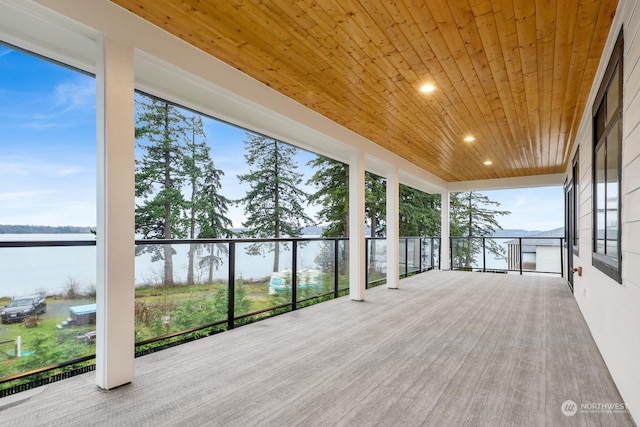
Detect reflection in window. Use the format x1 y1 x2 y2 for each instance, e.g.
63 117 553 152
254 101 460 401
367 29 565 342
592 31 622 282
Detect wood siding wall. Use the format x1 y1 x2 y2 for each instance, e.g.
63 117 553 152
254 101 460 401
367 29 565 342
571 0 640 422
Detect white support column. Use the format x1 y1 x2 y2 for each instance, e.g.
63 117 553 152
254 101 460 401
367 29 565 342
386 165 400 289
440 191 451 270
95 35 135 390
349 150 366 301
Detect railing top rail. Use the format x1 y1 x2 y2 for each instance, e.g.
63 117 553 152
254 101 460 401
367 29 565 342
367 236 441 240
451 236 564 240
135 236 350 245
0 240 97 248
0 236 446 247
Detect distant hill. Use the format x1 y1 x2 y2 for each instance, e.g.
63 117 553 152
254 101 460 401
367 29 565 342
0 225 94 234
492 229 543 237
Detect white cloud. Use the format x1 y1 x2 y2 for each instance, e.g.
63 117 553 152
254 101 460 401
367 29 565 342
56 167 85 176
0 189 55 202
52 77 95 113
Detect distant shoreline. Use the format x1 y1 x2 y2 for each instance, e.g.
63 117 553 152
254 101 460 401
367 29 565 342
0 225 94 234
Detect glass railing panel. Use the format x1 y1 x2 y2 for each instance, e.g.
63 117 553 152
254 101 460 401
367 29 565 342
0 241 96 380
367 238 387 286
421 238 433 270
237 240 292 321
406 238 421 274
451 238 475 271
399 238 407 276
295 240 335 303
433 238 440 269
338 240 349 291
450 236 564 275
503 237 564 275
134 241 229 343
483 238 509 273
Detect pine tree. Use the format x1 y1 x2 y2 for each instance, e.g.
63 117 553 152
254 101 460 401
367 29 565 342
197 159 233 283
306 157 349 274
237 134 312 272
365 172 386 238
399 185 441 236
450 191 510 268
135 94 189 286
365 172 386 276
306 157 349 237
181 114 233 285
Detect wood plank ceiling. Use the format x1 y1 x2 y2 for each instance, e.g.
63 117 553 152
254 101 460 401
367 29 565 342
111 0 618 182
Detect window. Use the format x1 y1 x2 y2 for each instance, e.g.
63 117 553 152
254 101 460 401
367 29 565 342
592 31 623 283
566 152 579 256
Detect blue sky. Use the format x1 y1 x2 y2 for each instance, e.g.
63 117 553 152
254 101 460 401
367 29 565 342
480 187 564 231
0 44 564 231
0 45 96 227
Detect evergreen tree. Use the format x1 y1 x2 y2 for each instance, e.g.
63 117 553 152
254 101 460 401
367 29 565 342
306 157 349 237
365 172 386 238
135 94 189 286
237 134 312 272
450 191 510 268
399 185 441 236
181 114 233 284
306 156 349 274
197 159 234 283
183 114 209 284
365 172 386 276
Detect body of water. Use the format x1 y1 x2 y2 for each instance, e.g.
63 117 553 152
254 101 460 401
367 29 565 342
0 234 328 298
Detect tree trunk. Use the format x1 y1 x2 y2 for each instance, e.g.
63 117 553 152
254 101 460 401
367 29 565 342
343 170 349 238
369 211 377 275
273 141 281 272
464 192 473 269
163 104 174 286
208 244 214 283
187 131 197 285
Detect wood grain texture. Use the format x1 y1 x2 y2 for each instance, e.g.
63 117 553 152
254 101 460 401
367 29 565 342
1 271 634 426
111 0 618 182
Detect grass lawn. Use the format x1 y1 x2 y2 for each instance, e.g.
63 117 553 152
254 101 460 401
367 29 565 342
1 277 345 383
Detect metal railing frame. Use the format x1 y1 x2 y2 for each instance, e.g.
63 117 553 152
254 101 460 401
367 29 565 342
2 234 564 394
364 237 441 288
449 236 565 277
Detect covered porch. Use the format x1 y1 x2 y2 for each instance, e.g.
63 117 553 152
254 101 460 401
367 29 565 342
1 271 632 426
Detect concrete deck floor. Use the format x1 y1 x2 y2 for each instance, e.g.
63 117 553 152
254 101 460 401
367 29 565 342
0 270 634 426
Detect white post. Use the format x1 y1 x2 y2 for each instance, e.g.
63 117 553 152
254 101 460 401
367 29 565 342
95 35 135 390
440 191 451 270
15 336 21 357
349 150 366 301
386 165 400 289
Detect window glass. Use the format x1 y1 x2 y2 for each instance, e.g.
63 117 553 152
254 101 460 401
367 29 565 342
606 129 619 258
594 104 606 141
606 65 620 124
591 30 622 282
572 156 579 251
595 145 606 255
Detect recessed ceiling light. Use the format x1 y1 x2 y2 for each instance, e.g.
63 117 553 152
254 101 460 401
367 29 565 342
420 84 436 93
483 160 493 166
464 136 475 142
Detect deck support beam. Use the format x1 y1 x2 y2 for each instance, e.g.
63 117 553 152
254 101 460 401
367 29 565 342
95 35 135 390
349 150 366 300
440 191 451 270
386 165 400 288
